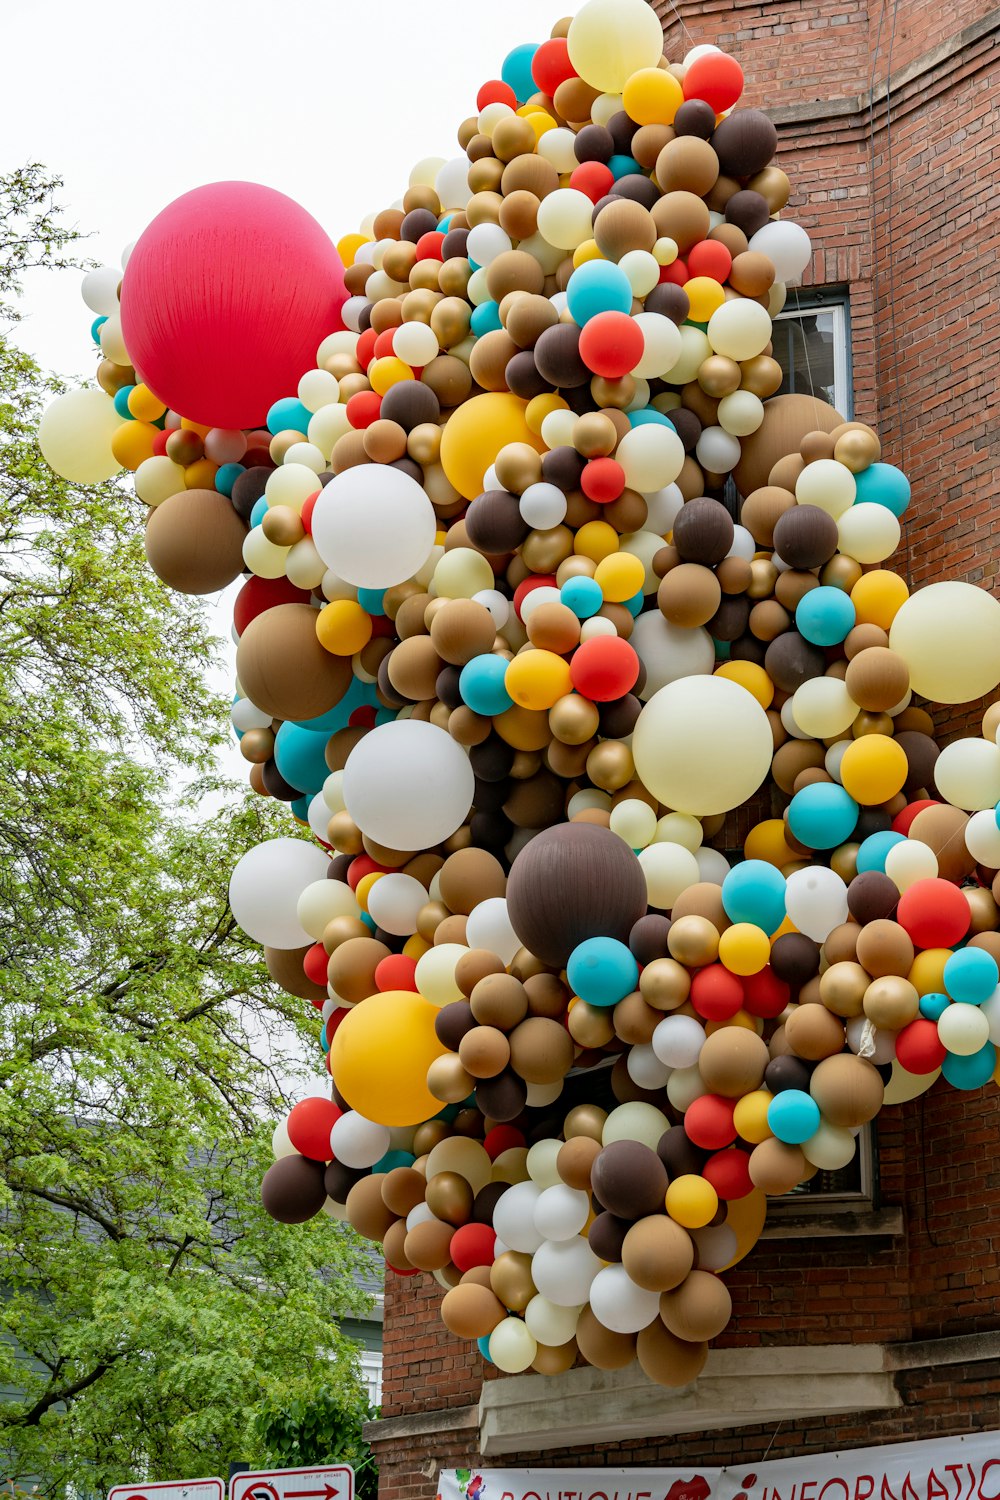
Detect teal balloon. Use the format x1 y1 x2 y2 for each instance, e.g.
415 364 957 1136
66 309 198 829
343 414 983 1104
768 1089 821 1145
795 586 856 646
502 43 540 104
267 396 311 435
788 784 859 850
854 462 910 517
942 1041 996 1090
944 947 999 1005
722 860 786 934
275 721 332 795
567 260 633 324
919 992 950 1022
856 830 905 874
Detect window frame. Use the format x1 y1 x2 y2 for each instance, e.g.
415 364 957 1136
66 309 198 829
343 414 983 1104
772 287 853 420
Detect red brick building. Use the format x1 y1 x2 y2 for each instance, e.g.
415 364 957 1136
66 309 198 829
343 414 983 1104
366 2 1000 1492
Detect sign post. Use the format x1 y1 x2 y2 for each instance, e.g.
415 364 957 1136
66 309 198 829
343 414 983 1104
230 1465 354 1500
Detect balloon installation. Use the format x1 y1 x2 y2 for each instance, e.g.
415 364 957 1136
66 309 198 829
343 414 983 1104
40 0 1000 1389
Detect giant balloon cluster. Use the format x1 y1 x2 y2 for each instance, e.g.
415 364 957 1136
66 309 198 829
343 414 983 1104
39 0 1000 1389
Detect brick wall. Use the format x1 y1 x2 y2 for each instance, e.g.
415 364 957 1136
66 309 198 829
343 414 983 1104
372 6 1000 1493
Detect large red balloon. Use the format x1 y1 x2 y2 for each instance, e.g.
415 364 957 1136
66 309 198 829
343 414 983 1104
120 182 347 429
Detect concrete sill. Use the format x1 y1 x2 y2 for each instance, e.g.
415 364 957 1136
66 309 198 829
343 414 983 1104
762 1206 904 1239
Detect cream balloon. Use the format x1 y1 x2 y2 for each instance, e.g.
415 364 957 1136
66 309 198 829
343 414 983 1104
38 388 123 483
567 0 666 93
633 675 774 815
890 582 1000 704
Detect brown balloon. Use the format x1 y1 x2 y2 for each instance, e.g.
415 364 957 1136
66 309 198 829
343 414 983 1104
697 1028 770 1097
346 1174 397 1242
635 1318 708 1388
576 1306 638 1370
425 1170 475 1226
381 1166 428 1218
261 1155 327 1224
809 1053 884 1128
749 1138 808 1194
490 1250 536 1311
660 1269 733 1342
622 1215 694 1293
403 1218 456 1270
237 603 352 723
264 944 328 1003
783 1003 847 1061
734 394 844 498
508 1016 574 1084
505 821 648 966
440 1283 507 1339
145 488 247 594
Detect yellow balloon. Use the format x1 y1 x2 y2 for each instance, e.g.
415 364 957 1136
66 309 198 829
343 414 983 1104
38 388 124 483
839 734 908 804
317 599 373 656
595 552 645 603
337 233 370 268
719 922 771 976
622 67 684 126
111 420 158 472
685 277 726 323
715 660 774 709
369 356 414 395
733 1090 774 1145
331 990 446 1126
908 948 952 997
719 1187 767 1269
505 650 574 711
665 1173 718 1229
440 393 544 501
744 818 795 867
850 568 909 630
574 520 619 563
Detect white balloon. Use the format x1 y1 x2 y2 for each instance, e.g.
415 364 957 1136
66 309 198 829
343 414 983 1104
639 842 701 910
627 1044 672 1090
589 1264 661 1334
229 838 330 948
934 738 1000 811
436 156 472 210
465 897 520 964
493 1181 544 1253
272 1117 296 1160
366 873 428 936
965 810 1000 868
467 223 512 266
691 1224 737 1270
802 1122 856 1170
330 1111 391 1169
602 1101 669 1149
533 1184 591 1241
784 866 848 943
526 1138 563 1188
616 424 685 493
695 846 731 884
938 1004 990 1057
232 697 272 732
748 220 813 284
631 313 683 378
531 1237 601 1306
81 265 122 315
297 879 361 941
653 1015 706 1069
644 482 685 537
343 719 474 849
311 465 436 588
630 613 715 698
666 1063 707 1112
519 483 567 530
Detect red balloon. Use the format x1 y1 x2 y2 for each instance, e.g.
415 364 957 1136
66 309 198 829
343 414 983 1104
741 965 790 1019
570 162 615 203
892 799 939 835
373 328 397 360
660 258 689 286
703 1147 753 1199
570 636 640 702
286 1097 341 1161
896 877 971 949
682 52 745 113
416 231 447 262
450 1222 496 1272
375 954 419 992
684 1093 738 1151
346 391 382 429
579 311 645 379
120 182 346 430
478 79 517 110
532 38 576 96
347 854 390 890
304 942 330 986
349 705 378 729
581 456 626 503
690 964 744 1021
687 240 733 282
484 1124 526 1159
233 575 312 635
356 328 379 370
895 1018 947 1075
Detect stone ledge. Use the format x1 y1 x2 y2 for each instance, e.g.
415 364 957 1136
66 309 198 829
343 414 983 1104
761 1206 904 1238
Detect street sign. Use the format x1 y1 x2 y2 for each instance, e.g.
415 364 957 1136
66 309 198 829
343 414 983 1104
109 1480 225 1500
231 1466 354 1500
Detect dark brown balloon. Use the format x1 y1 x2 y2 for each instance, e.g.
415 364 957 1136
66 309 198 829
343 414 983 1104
672 497 734 565
236 603 352 722
847 870 900 924
261 1154 327 1223
592 1140 668 1218
765 632 826 693
711 110 778 177
506 822 647 966
534 323 590 388
145 488 247 594
773 505 839 569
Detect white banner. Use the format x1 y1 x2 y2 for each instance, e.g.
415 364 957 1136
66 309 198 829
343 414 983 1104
440 1431 1000 1500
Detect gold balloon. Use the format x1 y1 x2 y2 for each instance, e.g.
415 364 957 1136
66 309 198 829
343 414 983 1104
640 957 692 1010
863 976 920 1029
818 961 869 1018
667 915 720 968
549 693 601 745
427 1054 476 1105
563 1103 607 1142
425 1170 475 1226
698 355 742 398
490 1251 536 1311
586 739 635 791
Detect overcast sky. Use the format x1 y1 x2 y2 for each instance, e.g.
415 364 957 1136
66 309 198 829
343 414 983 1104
6 0 563 380
4 0 565 1100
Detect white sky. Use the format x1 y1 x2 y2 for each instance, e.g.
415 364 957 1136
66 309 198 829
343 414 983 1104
5 0 563 380
3 0 561 1101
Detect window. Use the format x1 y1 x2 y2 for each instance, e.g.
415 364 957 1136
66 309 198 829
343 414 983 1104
359 1349 383 1407
772 290 852 417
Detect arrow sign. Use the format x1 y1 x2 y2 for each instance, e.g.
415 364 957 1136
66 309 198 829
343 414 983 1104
231 1467 353 1500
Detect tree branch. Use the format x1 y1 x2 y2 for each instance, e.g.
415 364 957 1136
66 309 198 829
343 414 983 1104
9 1354 123 1427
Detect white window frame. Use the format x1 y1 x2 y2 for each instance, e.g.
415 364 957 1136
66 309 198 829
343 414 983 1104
773 292 852 418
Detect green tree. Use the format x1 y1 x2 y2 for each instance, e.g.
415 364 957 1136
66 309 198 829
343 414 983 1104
254 1387 379 1500
0 166 374 1495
